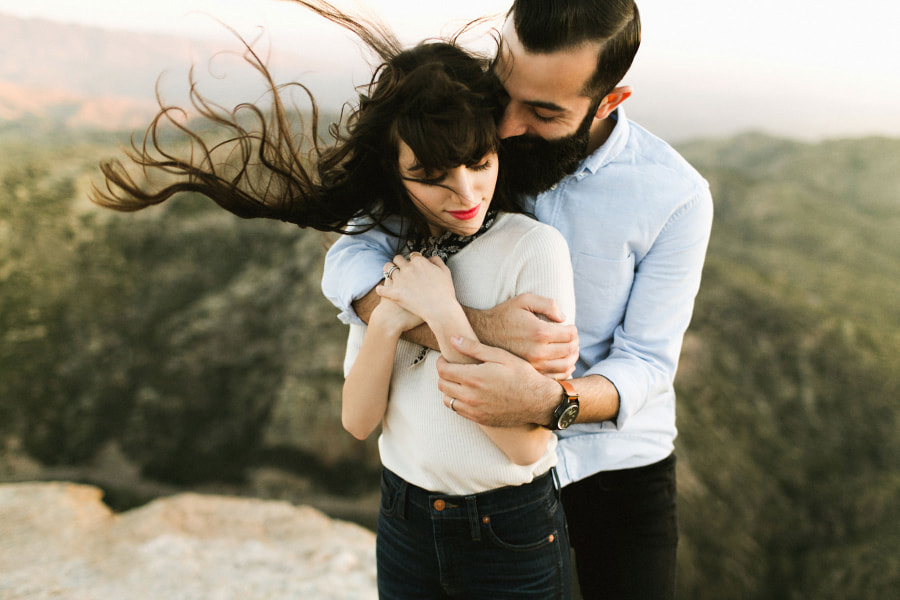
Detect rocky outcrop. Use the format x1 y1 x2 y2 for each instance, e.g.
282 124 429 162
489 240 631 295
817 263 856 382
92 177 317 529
0 483 377 599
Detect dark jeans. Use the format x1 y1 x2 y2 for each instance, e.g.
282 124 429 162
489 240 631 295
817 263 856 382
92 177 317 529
376 467 573 599
561 454 678 600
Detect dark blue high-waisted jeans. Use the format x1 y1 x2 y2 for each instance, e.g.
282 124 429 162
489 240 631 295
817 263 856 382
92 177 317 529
376 467 572 599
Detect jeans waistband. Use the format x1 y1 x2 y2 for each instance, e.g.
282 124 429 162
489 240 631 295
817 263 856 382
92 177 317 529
382 467 560 520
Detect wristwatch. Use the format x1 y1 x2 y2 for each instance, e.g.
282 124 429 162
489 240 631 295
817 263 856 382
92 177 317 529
549 380 580 430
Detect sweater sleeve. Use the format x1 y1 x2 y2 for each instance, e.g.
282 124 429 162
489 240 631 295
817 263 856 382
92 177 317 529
509 224 577 326
342 323 366 376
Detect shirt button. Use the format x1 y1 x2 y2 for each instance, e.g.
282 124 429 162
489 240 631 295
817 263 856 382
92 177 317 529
433 499 446 511
549 184 558 191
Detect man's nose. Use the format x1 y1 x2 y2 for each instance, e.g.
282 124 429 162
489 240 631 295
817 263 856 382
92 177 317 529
498 102 528 139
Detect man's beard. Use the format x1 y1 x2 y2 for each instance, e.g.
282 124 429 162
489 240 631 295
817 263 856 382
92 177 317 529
500 108 594 198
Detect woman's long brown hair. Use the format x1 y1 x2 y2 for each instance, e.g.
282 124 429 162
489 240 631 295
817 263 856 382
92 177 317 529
91 0 514 244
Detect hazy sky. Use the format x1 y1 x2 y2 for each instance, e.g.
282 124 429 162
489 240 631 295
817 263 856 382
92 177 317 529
3 0 900 142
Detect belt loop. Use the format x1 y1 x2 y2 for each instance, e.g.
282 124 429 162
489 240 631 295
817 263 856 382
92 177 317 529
551 467 562 500
397 478 409 520
465 495 481 541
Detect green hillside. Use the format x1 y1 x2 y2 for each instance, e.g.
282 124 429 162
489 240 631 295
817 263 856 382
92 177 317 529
674 133 900 598
1 130 898 598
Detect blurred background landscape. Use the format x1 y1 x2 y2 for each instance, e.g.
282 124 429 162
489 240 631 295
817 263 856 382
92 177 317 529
2 5 899 599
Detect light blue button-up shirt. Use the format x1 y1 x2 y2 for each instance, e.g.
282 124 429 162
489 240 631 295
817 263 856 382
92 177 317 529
321 108 713 485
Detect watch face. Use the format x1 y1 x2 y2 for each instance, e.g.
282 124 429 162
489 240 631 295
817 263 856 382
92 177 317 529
557 405 579 429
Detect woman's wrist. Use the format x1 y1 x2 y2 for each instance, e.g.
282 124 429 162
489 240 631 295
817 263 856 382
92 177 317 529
426 303 479 364
419 297 464 327
423 301 469 337
368 306 406 340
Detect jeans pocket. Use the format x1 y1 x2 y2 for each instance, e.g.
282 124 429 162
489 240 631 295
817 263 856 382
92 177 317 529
379 471 403 518
482 497 560 552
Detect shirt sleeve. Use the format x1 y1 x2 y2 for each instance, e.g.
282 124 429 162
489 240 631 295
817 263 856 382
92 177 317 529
586 185 713 429
321 224 402 325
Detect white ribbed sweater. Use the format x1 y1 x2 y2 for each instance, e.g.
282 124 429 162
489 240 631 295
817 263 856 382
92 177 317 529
343 213 576 494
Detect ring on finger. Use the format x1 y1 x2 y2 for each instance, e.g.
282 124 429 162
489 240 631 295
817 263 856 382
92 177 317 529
383 264 399 280
449 398 457 412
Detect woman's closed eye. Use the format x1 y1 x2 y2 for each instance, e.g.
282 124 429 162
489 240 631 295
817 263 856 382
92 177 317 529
468 158 493 172
410 171 448 186
404 159 492 186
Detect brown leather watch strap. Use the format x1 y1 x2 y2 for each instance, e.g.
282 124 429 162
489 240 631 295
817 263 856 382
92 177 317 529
558 379 578 399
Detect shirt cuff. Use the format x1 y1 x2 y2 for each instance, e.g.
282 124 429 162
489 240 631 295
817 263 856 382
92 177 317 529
584 359 645 431
330 270 385 326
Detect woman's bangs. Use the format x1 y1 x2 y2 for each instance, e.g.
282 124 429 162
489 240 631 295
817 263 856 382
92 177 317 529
399 112 497 174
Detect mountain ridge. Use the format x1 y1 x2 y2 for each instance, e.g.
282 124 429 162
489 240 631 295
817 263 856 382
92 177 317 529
0 13 350 132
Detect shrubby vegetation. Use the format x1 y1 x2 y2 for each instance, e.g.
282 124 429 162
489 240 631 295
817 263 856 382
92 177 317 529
675 133 900 598
1 129 898 598
0 130 369 491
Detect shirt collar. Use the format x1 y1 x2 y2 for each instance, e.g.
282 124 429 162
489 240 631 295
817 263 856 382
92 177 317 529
573 106 630 180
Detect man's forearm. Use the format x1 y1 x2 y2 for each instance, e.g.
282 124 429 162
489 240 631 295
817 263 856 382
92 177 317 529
356 293 509 350
353 288 482 351
401 306 484 350
405 306 492 351
533 374 620 428
571 374 620 424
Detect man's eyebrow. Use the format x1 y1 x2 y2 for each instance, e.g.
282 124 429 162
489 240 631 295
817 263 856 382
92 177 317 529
523 100 567 113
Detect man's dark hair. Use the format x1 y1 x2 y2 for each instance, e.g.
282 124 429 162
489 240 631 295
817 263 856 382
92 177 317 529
510 0 641 100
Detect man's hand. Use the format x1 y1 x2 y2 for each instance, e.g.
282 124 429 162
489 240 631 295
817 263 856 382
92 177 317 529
436 336 562 428
469 293 579 379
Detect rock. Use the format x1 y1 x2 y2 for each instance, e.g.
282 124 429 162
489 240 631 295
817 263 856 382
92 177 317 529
0 482 377 599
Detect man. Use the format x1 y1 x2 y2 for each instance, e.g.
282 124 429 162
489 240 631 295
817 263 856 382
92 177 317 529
322 1 713 597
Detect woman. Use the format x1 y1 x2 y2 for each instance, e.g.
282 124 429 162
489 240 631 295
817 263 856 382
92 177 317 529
93 2 575 598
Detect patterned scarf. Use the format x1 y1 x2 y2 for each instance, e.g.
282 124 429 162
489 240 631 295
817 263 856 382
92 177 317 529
401 210 498 367
403 210 498 261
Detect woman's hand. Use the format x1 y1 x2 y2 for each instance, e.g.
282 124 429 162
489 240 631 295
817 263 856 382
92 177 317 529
377 253 460 325
370 292 423 336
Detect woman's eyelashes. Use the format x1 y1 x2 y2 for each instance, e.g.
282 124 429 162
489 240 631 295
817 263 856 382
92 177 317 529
469 159 493 172
406 159 492 187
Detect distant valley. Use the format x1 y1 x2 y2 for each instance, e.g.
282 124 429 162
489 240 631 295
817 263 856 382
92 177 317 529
0 13 350 131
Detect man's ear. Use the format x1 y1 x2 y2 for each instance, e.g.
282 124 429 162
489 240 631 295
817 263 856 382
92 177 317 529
595 86 633 120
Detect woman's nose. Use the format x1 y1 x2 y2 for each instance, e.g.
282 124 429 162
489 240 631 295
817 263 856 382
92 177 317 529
447 168 476 203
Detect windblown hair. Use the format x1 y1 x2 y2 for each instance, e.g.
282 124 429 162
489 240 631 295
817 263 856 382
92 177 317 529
509 0 641 100
92 0 511 244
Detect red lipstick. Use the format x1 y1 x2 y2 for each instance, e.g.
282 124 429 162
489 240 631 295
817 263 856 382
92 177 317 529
447 206 481 220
